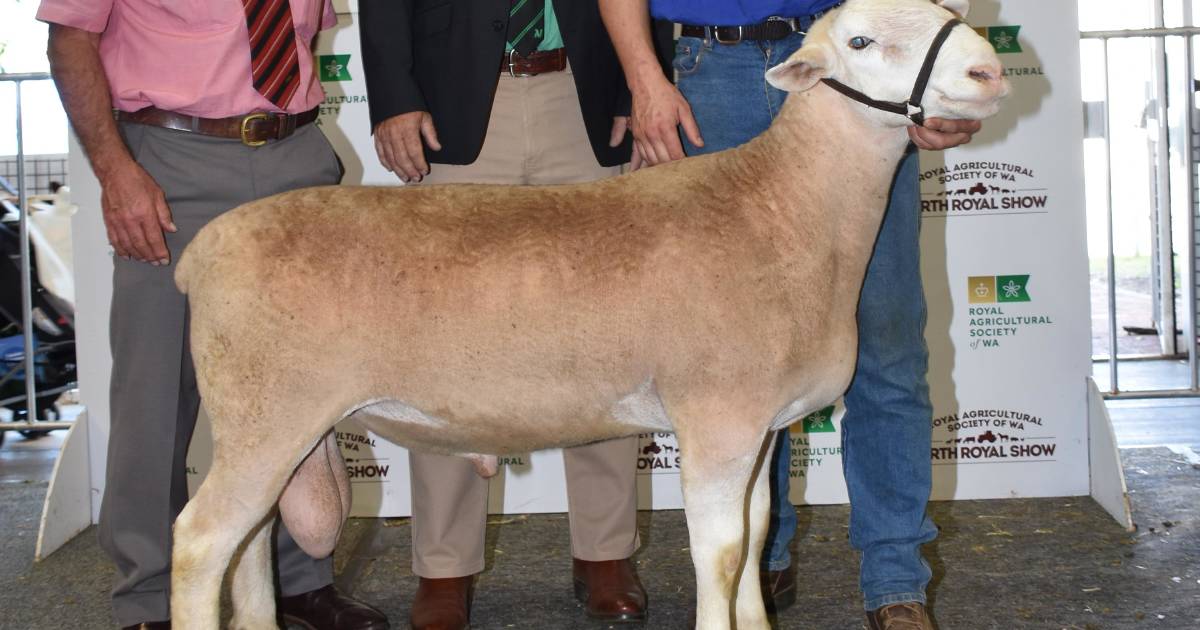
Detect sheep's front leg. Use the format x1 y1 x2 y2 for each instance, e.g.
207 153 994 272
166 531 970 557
677 420 771 630
733 433 777 628
228 515 278 630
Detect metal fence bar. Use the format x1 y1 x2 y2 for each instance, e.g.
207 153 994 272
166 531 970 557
1180 29 1200 393
1081 26 1200 39
1 71 59 433
1101 41 1120 393
1103 389 1200 400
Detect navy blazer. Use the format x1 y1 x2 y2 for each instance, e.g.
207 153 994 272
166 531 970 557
360 0 672 167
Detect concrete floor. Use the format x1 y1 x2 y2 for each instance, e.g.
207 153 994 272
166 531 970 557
2 398 1198 630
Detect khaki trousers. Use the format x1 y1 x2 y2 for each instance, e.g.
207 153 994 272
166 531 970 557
411 67 638 578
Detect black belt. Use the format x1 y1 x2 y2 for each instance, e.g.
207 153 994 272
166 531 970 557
680 16 803 44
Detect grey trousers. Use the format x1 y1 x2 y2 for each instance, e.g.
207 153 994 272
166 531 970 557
98 122 343 626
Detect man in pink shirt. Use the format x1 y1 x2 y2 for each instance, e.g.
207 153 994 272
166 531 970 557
38 2 389 628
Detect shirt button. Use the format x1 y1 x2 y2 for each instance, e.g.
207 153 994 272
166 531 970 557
492 20 504 32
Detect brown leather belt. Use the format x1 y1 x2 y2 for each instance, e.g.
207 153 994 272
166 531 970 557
501 48 567 77
114 106 320 147
681 17 803 44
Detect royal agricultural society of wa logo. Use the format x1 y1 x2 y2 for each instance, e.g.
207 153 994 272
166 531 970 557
975 24 1044 78
931 409 1058 464
316 53 369 121
319 54 352 82
337 430 392 481
786 405 843 479
919 160 1047 216
637 433 681 474
964 274 1053 350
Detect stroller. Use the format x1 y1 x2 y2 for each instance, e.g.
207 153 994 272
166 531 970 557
0 179 77 448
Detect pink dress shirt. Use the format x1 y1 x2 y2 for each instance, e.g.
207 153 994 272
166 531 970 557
37 0 337 117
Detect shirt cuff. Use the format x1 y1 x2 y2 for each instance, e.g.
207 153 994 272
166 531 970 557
36 5 111 33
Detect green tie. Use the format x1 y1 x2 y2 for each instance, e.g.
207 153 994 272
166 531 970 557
507 0 545 57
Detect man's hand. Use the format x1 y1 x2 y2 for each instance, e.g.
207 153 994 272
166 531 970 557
47 23 175 265
630 78 703 166
908 117 982 150
598 0 701 166
374 111 441 183
100 160 175 264
610 115 645 171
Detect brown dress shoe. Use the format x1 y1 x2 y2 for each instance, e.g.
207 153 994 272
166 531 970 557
121 623 170 630
760 564 797 614
410 576 474 630
279 584 390 630
572 558 648 624
865 602 935 630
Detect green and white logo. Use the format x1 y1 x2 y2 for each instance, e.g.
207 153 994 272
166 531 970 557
996 275 1031 302
800 405 836 433
320 54 352 82
973 26 1022 54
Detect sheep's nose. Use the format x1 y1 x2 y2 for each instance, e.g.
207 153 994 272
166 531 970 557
967 63 1003 84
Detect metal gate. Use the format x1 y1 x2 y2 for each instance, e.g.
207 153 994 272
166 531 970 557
1 71 74 436
1081 7 1200 398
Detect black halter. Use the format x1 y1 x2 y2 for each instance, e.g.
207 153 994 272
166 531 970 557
820 18 965 126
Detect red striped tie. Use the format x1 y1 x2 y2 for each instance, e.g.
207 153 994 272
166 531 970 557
244 0 301 109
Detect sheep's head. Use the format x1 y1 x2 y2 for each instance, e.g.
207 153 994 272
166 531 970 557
765 0 1009 126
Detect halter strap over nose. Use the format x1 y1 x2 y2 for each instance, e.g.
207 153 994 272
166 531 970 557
819 17 965 126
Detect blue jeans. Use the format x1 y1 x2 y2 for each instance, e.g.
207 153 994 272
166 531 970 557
674 32 937 611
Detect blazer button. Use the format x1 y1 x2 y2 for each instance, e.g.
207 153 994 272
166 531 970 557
492 19 504 32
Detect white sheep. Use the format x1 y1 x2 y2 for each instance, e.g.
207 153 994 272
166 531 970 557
168 0 1007 628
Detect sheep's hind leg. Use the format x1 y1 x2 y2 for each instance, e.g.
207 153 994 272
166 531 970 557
675 411 771 630
171 459 290 630
172 411 320 630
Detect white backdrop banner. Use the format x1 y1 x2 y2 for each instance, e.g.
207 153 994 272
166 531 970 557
918 0 1092 501
178 0 1091 517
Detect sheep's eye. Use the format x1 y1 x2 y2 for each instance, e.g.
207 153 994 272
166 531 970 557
849 36 873 49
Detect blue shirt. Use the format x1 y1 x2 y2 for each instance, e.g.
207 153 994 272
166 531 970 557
650 0 842 25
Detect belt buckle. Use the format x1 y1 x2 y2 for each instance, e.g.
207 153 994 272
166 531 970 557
507 49 535 78
713 25 743 45
240 112 270 147
765 15 796 30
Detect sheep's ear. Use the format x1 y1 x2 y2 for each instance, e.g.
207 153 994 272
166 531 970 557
936 0 969 18
765 45 832 93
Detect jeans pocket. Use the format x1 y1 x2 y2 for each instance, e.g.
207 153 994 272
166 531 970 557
673 36 706 77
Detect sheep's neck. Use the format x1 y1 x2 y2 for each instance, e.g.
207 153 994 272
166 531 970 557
719 82 914 283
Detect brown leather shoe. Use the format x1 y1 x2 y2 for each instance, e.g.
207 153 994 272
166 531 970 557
279 584 390 630
865 602 935 630
572 558 648 624
761 564 797 614
410 576 473 630
121 623 170 630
